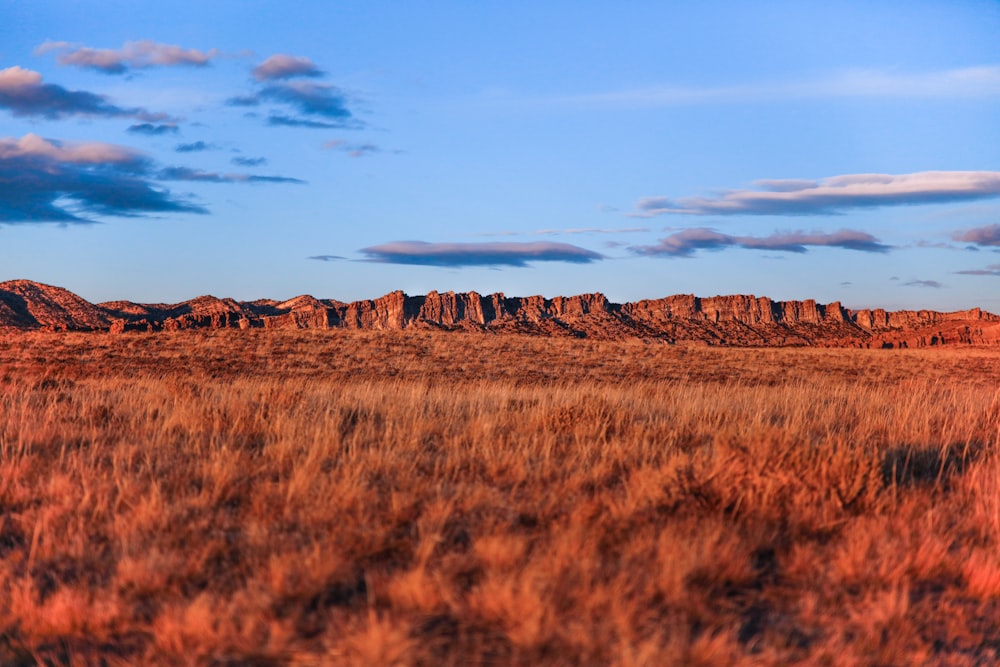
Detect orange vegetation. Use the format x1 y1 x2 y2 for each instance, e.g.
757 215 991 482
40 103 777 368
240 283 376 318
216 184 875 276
1 329 1000 665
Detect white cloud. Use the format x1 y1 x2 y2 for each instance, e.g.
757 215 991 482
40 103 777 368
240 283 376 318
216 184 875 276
636 171 1000 217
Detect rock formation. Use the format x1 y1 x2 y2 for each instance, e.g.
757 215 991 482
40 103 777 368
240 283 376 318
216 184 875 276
0 279 111 331
2 279 999 348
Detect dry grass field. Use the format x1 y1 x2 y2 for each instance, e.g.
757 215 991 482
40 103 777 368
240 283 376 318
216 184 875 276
2 329 1000 665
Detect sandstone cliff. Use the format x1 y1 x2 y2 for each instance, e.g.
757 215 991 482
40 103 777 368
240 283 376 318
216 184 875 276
2 280 998 348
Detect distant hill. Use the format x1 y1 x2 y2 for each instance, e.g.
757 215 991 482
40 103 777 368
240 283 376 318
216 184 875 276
0 279 111 331
2 279 999 348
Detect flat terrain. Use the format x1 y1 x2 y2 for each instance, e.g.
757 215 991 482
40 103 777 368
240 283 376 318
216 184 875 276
2 330 1000 665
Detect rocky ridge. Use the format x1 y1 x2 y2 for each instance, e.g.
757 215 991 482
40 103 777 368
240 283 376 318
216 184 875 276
0 280 111 331
2 279 998 348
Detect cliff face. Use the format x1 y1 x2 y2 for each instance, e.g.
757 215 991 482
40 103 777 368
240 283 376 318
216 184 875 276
3 280 999 348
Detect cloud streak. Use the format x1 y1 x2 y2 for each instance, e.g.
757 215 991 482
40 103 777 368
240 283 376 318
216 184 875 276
955 264 1000 277
36 40 221 74
231 156 267 166
323 139 380 157
175 141 215 153
629 228 890 257
358 241 605 267
0 133 203 223
267 114 349 129
503 65 1000 109
157 166 305 184
480 226 650 237
635 171 1000 217
127 123 179 136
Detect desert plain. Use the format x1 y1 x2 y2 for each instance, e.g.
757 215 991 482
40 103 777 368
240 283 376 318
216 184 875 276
2 319 1000 665
3 0 998 664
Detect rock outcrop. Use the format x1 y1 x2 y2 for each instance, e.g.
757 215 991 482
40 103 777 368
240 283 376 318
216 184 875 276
2 279 999 347
0 279 111 331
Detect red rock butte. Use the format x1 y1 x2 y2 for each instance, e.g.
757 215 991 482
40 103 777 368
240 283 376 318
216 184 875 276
2 279 999 348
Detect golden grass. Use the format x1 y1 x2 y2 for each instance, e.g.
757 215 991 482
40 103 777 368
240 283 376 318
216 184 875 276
1 329 1000 665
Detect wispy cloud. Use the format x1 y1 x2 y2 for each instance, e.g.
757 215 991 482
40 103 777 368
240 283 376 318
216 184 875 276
227 95 259 107
308 255 347 262
480 226 650 237
913 240 961 250
902 280 944 288
629 228 889 257
127 123 179 136
635 171 1000 217
358 241 605 267
0 66 169 121
231 156 266 166
267 115 348 129
498 65 1000 109
952 223 1000 247
36 40 222 74
0 133 202 223
252 54 323 81
322 139 380 157
157 166 304 184
175 141 215 153
955 264 1000 277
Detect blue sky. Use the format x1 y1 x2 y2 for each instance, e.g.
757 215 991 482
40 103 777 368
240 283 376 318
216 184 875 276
2 1 999 310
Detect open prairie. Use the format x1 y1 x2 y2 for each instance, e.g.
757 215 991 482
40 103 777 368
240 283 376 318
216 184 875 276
2 330 1000 665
